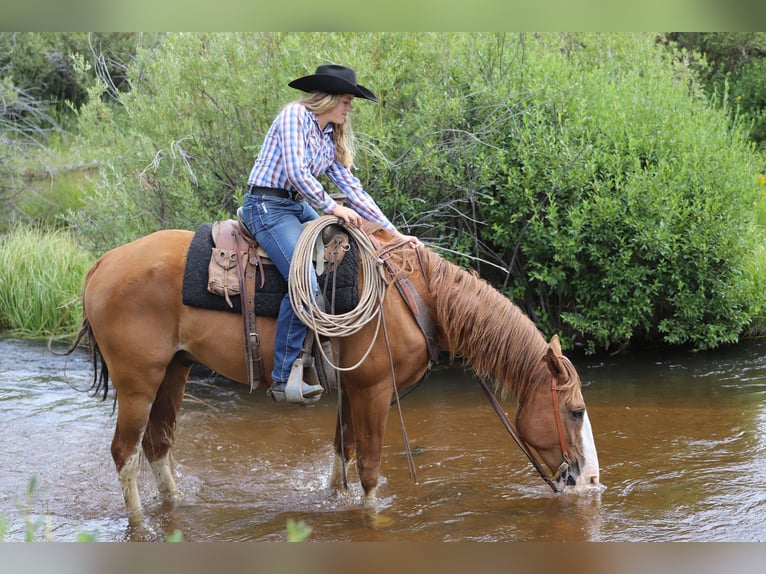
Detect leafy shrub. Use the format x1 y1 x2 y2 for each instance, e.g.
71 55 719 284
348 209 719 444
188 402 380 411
729 57 766 147
479 34 763 352
0 32 142 111
67 33 765 352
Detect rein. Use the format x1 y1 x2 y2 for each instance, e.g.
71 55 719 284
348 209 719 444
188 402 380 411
476 370 571 494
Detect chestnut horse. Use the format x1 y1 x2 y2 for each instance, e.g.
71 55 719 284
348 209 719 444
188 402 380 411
67 221 599 523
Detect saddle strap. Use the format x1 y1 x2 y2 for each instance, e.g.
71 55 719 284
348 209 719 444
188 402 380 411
233 233 264 392
392 275 440 363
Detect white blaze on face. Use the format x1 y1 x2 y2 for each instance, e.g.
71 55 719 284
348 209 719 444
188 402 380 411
575 411 600 489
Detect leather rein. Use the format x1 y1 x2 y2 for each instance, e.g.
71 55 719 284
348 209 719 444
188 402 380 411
477 375 571 494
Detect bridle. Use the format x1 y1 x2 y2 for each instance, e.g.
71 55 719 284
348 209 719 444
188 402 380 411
477 358 574 493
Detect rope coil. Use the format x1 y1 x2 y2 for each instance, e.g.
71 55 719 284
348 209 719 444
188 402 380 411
289 216 387 357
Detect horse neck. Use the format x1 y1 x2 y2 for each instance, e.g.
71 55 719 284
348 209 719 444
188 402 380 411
424 250 548 400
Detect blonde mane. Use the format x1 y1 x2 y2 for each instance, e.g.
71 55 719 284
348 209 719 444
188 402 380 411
362 223 580 404
421 249 550 401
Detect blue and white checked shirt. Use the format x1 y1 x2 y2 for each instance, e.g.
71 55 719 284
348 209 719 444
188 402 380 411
248 102 395 232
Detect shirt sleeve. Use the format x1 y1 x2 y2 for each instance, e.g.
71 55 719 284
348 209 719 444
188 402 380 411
277 104 337 213
326 161 396 232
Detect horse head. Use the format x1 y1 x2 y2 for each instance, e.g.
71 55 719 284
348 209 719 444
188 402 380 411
516 335 600 492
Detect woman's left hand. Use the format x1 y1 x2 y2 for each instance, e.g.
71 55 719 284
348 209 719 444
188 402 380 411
394 232 423 249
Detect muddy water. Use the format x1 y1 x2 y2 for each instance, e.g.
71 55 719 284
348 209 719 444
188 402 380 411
1 336 765 542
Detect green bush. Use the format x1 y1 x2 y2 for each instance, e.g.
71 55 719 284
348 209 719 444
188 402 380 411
0 33 143 233
67 33 765 352
730 57 766 148
478 34 763 352
0 32 143 112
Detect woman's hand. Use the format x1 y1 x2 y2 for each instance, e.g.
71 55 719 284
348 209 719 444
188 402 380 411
393 231 423 249
329 205 422 248
329 204 362 227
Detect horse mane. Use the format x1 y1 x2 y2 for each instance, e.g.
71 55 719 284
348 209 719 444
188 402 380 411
420 248 550 401
363 223 579 404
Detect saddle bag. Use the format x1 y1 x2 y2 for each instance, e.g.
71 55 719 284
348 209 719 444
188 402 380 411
207 220 253 308
208 247 242 307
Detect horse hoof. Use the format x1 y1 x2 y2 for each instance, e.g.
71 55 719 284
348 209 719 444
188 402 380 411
160 489 185 509
126 508 146 529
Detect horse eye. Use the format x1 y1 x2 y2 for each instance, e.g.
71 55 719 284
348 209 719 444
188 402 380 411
570 408 585 421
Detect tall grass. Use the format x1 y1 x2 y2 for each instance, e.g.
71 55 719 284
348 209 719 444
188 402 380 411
746 182 766 336
0 226 93 339
745 235 766 337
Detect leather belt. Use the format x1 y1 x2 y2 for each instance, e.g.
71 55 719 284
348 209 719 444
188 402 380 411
247 185 302 202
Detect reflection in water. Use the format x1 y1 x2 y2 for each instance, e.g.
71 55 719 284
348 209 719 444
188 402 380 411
1 336 765 541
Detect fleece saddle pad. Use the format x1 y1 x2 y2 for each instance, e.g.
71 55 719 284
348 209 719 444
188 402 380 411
182 222 359 317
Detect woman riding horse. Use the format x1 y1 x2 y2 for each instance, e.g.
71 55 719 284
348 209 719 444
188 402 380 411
239 63 420 404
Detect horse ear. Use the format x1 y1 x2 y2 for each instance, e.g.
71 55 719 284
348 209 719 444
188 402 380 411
549 334 562 354
544 334 565 377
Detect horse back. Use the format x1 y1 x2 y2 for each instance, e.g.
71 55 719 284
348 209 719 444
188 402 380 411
85 229 192 297
83 230 194 346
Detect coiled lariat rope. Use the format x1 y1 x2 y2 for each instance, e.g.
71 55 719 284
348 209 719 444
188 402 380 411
288 215 388 371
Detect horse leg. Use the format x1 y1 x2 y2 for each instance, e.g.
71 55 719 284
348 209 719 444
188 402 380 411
110 388 156 523
347 384 391 507
142 354 190 504
330 387 356 490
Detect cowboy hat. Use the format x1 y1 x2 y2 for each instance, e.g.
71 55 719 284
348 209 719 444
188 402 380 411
288 64 378 102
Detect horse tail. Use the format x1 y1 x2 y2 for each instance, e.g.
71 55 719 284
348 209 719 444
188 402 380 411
72 316 111 403
53 264 111 404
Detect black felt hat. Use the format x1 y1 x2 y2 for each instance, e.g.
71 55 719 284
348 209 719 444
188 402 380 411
288 64 378 102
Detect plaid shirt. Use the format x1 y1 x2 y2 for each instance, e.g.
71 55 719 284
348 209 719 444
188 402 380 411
248 102 395 232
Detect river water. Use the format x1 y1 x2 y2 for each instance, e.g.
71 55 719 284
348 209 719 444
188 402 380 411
1 335 765 542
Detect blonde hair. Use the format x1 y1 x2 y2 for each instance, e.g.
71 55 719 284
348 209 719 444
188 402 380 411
297 92 355 168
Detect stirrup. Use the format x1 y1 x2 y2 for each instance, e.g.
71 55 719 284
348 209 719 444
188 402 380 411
268 356 323 404
268 381 323 404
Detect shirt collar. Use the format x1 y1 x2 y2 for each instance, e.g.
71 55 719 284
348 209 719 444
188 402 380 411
309 111 335 136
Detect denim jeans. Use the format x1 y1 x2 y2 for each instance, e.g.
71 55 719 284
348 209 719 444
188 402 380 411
241 193 319 383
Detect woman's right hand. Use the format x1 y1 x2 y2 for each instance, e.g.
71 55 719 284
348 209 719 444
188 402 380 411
329 204 362 228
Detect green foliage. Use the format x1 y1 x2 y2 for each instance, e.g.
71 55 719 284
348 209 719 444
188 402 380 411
0 33 143 232
69 33 510 250
730 58 766 147
286 518 313 542
75 531 99 542
0 226 93 339
664 33 766 148
0 476 54 542
64 32 766 352
1 477 100 542
20 476 50 542
476 33 763 352
666 33 766 79
0 32 142 111
744 187 766 336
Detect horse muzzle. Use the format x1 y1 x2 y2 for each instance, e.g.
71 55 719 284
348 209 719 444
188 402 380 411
555 459 601 492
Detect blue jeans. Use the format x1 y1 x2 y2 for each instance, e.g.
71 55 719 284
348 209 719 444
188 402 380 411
241 193 319 383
